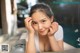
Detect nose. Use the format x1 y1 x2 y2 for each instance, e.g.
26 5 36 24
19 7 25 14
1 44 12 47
38 24 43 30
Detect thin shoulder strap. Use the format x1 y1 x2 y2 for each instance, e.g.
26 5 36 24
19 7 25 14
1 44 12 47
35 33 40 53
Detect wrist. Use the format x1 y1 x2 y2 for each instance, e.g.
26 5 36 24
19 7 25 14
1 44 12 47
47 34 53 37
48 35 56 42
28 32 35 37
29 30 35 34
48 34 54 39
29 32 35 34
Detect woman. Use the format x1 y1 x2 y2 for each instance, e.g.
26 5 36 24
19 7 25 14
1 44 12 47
24 3 64 53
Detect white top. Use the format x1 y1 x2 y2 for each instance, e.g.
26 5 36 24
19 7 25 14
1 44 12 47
25 25 63 53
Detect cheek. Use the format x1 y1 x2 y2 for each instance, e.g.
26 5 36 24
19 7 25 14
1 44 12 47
44 20 52 29
44 23 51 29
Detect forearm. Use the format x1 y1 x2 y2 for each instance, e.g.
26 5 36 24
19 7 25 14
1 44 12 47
26 33 36 53
48 36 62 51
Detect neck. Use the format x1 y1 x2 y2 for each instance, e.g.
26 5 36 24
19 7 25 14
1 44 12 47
38 33 48 41
39 33 46 38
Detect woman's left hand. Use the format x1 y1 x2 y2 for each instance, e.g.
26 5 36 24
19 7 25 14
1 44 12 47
47 22 58 37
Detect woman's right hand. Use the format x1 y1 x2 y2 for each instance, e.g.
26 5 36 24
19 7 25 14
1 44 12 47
24 17 35 34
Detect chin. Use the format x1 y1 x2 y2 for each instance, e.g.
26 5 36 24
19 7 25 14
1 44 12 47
40 33 47 36
39 31 48 36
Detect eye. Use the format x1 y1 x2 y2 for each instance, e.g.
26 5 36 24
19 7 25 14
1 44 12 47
42 20 46 22
32 21 37 25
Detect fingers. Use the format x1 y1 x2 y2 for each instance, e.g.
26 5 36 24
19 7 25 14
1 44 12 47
51 22 58 31
24 17 32 28
49 26 53 34
24 17 35 34
48 22 58 35
28 18 32 27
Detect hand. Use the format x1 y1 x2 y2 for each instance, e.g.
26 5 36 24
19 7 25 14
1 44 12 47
24 17 35 34
47 22 58 36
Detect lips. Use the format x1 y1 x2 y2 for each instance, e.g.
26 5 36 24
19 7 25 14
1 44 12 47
39 30 45 32
39 31 44 32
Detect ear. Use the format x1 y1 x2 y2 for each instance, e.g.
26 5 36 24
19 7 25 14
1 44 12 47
50 16 54 23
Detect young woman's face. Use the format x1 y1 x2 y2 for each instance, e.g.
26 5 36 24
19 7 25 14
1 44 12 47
31 11 53 36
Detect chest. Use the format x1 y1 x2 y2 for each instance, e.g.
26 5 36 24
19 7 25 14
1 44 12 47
39 40 51 52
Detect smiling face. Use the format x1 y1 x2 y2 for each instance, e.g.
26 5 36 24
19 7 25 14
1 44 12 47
31 11 53 36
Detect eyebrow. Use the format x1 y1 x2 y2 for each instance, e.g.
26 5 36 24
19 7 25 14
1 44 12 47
41 18 46 20
32 18 46 22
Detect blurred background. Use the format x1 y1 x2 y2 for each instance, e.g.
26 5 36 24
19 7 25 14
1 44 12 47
0 0 80 53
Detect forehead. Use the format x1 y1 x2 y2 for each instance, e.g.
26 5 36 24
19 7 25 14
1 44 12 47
31 11 49 21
